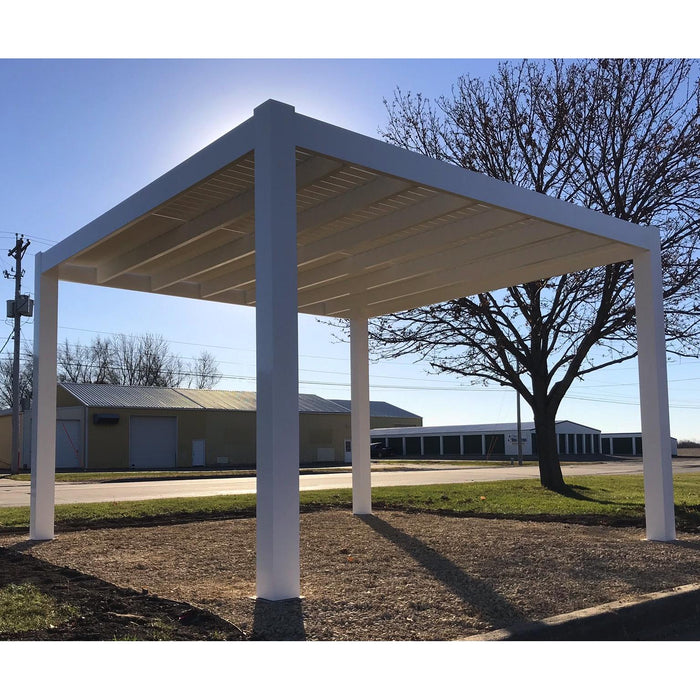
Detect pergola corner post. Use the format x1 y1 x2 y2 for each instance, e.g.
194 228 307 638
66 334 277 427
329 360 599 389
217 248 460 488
350 317 371 514
634 232 675 541
29 253 58 541
254 100 301 600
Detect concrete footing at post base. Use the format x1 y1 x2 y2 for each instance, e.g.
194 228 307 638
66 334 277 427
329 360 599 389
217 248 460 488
465 583 700 641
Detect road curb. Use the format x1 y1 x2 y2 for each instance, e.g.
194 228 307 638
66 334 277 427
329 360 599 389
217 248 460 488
465 583 700 640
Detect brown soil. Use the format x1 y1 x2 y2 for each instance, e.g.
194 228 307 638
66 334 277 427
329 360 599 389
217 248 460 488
2 510 700 641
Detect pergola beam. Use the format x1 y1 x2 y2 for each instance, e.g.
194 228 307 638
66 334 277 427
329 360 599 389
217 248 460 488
96 189 256 283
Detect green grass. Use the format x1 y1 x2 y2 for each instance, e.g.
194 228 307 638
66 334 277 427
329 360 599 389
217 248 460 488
0 583 78 633
1 474 699 532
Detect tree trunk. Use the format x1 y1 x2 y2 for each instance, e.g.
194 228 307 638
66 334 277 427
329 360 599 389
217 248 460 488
533 406 566 491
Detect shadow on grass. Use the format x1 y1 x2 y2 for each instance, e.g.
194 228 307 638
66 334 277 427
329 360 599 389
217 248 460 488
358 514 526 628
0 546 246 641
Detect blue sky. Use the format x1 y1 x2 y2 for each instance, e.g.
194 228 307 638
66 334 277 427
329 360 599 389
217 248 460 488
2 57 700 440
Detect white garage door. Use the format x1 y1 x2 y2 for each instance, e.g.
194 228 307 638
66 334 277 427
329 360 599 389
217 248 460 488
130 416 177 468
56 420 81 470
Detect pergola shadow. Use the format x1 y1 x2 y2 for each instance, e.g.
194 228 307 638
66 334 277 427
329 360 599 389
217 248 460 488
358 514 526 628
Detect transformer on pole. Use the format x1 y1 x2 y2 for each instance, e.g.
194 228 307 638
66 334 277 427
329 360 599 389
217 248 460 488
5 234 31 474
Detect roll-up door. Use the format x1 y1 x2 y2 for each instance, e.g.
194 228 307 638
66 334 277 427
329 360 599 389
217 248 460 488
130 416 177 468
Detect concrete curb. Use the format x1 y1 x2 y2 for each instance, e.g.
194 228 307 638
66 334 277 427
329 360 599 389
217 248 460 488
465 583 700 641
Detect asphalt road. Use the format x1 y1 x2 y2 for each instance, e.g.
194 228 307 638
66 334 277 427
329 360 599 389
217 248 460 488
2 460 699 508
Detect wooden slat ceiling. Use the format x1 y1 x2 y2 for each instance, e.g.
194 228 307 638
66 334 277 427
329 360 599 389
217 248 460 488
57 148 637 319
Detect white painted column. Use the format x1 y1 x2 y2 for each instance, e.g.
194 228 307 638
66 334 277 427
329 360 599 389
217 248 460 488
254 100 301 600
634 235 675 541
30 254 58 541
350 317 371 514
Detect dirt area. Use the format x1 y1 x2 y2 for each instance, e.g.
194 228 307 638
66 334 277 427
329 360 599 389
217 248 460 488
2 509 700 641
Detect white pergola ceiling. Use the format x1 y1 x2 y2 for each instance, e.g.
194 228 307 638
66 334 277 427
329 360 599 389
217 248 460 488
44 103 650 318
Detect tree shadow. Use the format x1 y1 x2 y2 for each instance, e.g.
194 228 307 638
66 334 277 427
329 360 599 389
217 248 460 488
252 597 306 640
358 514 526 627
548 484 599 502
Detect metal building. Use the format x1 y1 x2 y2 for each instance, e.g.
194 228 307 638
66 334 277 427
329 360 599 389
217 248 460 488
14 384 422 470
371 420 602 458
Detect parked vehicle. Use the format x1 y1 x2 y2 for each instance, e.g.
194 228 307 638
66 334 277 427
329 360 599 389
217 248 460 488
370 442 393 459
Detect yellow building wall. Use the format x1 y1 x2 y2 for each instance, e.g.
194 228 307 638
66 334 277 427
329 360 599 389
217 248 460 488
0 414 12 469
204 411 257 466
79 404 417 469
86 407 207 469
299 413 350 463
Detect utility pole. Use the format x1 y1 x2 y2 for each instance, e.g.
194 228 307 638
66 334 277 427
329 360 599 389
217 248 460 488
5 234 31 474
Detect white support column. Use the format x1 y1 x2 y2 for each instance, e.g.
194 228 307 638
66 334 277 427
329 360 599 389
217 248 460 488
634 235 675 541
350 317 372 514
254 100 301 600
30 254 58 541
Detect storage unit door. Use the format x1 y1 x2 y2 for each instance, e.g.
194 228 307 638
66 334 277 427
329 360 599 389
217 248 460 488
130 416 177 468
56 420 81 469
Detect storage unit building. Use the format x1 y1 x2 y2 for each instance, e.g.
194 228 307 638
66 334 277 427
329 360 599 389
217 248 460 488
601 432 678 457
370 420 602 458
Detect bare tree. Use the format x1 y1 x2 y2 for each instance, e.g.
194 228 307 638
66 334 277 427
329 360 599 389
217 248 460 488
0 344 32 409
107 333 183 387
1 333 223 410
58 339 95 383
53 333 222 390
372 59 700 490
187 350 223 389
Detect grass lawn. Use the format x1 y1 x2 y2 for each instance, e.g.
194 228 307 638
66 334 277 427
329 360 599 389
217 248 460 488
0 583 78 633
0 473 698 532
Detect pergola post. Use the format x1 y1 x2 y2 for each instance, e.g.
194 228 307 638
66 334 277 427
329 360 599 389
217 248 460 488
254 100 301 600
350 317 371 514
30 253 58 541
634 233 675 541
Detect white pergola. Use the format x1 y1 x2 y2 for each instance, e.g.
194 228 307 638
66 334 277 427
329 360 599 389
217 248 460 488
30 100 675 601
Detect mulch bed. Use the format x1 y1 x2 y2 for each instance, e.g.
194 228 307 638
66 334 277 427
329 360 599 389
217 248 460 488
1 509 700 641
